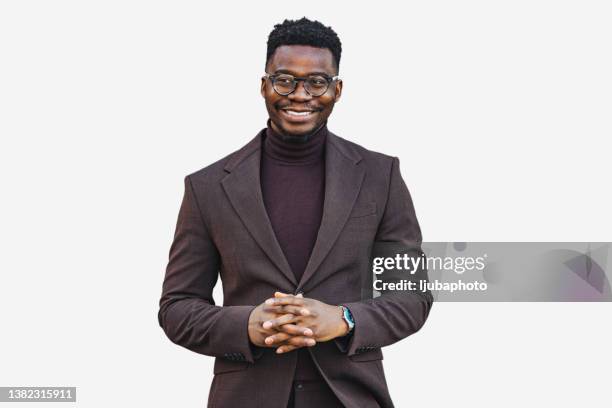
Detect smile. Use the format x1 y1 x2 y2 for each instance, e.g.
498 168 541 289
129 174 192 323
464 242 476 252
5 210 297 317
279 109 319 123
282 110 315 117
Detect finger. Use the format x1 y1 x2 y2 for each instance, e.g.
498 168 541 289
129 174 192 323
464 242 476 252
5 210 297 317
276 337 316 354
276 344 299 354
265 296 305 307
264 332 291 346
262 313 298 329
272 291 304 299
286 305 310 316
286 336 316 348
277 323 313 337
263 304 311 316
262 304 285 314
273 291 303 298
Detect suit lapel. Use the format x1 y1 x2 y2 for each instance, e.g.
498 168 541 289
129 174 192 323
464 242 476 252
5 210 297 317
296 133 365 292
221 133 297 286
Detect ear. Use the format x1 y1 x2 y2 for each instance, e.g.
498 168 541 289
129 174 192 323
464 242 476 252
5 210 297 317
260 77 266 98
333 79 343 102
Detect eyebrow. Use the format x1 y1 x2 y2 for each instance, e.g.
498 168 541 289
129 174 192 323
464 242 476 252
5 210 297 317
273 69 334 77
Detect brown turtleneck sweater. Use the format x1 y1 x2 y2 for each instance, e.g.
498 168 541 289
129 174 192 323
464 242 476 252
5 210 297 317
261 122 327 283
260 121 327 382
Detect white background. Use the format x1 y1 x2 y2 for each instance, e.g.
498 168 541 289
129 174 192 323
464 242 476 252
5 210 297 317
1 1 611 407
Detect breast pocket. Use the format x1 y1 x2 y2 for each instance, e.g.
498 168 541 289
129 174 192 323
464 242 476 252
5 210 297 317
349 201 377 219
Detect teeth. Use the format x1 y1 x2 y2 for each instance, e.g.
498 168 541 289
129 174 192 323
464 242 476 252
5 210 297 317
285 110 313 116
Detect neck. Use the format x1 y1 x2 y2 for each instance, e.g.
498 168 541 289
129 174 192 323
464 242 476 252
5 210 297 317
264 120 327 164
269 120 327 144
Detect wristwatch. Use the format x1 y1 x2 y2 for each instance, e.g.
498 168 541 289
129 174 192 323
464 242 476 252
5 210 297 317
340 306 355 333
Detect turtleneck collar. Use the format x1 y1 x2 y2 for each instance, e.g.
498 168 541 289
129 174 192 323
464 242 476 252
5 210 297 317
263 119 327 165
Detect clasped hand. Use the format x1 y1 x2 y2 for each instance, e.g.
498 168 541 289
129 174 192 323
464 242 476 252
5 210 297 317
248 292 349 354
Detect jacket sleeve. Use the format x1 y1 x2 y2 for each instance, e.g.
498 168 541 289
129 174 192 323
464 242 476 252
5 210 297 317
157 176 257 363
340 157 433 356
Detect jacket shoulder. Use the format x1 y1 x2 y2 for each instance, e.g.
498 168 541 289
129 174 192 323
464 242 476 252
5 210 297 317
186 131 263 184
329 132 395 169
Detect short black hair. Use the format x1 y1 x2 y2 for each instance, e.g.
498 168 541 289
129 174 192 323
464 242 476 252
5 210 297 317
266 17 342 72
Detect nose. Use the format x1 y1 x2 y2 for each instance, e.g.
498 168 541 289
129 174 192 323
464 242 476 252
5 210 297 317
288 79 312 101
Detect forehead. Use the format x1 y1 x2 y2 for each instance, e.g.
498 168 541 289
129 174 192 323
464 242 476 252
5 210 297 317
267 45 336 75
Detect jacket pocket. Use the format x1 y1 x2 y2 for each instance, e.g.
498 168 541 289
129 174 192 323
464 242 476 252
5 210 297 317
349 348 383 362
213 357 249 374
349 201 377 218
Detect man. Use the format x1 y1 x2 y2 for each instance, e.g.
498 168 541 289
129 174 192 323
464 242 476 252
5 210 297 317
158 18 433 408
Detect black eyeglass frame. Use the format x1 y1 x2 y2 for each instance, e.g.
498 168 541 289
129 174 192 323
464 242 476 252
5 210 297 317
263 73 341 97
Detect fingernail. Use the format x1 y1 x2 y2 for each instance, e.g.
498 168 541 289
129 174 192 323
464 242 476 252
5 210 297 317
300 308 310 316
277 348 284 354
265 298 275 305
307 339 316 346
263 321 272 329
304 329 313 336
265 337 273 345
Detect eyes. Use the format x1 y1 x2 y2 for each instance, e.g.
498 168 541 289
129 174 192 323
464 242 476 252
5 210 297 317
310 78 327 86
267 73 337 97
275 74 329 87
275 76 294 85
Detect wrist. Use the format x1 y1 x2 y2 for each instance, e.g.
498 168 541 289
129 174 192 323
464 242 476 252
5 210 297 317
337 305 353 337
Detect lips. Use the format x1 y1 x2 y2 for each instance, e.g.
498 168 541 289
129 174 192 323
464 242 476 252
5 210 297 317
278 107 319 122
284 110 313 116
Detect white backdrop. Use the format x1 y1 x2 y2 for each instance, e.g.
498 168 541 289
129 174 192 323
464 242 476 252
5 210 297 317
1 1 611 407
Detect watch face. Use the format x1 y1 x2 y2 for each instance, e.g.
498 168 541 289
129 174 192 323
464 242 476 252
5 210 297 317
343 307 355 329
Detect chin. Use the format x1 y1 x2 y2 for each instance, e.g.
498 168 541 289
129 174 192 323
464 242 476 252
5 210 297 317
283 127 315 137
277 121 321 137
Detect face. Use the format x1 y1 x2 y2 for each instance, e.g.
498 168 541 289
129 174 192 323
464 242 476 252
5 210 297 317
261 45 343 137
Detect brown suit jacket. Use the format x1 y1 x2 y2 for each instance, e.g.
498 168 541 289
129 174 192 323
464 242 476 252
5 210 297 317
158 129 433 408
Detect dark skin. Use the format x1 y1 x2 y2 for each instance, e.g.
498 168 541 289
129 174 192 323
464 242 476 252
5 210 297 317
248 45 348 354
248 292 350 354
260 44 343 137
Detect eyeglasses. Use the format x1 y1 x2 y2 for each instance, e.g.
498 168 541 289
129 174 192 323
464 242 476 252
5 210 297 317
264 73 340 97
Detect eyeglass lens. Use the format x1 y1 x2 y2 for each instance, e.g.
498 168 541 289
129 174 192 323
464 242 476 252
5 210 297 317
272 75 331 96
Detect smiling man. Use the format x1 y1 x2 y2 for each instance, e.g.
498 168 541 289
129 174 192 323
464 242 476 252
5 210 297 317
158 18 433 408
262 43 340 137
